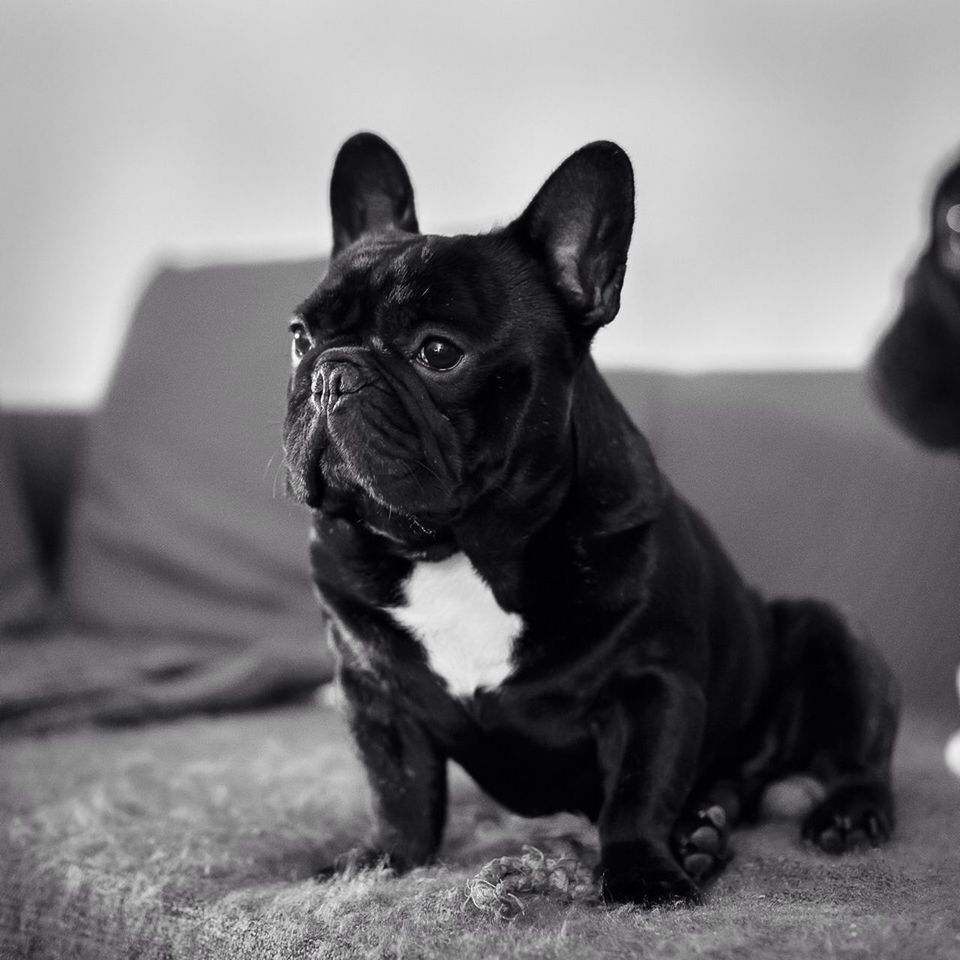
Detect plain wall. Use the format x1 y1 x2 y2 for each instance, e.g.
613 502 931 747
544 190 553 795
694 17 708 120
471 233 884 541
2 0 959 407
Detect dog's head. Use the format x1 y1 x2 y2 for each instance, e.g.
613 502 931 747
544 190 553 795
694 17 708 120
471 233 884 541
283 133 634 544
871 153 960 449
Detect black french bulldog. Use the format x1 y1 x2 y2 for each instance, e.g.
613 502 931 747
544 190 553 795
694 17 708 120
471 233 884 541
283 133 900 905
872 151 960 449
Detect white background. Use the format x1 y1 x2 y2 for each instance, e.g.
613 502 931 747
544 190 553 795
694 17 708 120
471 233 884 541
2 0 959 407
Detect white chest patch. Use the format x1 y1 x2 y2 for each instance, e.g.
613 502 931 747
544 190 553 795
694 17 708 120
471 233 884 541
387 552 524 697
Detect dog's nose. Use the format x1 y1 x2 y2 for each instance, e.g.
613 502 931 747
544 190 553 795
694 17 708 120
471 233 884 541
312 359 367 410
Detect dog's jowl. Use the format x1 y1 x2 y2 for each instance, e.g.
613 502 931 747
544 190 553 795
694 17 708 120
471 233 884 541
283 132 900 905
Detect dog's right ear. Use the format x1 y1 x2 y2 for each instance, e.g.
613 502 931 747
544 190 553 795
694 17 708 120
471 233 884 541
330 133 419 254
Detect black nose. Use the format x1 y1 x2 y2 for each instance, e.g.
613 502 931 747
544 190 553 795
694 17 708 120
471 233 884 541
312 358 367 411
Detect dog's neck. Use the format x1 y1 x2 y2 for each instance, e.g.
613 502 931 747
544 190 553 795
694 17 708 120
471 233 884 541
567 355 665 535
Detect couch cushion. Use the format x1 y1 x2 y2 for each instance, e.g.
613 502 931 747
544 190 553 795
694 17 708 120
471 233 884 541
61 258 332 660
0 413 49 631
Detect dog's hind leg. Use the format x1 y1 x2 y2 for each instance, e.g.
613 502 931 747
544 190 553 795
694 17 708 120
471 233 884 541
767 598 901 853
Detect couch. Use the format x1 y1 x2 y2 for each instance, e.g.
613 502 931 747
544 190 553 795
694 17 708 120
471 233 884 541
2 256 959 959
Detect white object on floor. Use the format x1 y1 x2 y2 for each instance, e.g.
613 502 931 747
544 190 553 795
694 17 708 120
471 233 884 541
945 731 960 779
760 774 826 819
945 664 960 780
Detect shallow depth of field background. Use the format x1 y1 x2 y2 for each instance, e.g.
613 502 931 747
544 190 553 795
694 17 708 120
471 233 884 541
2 0 959 408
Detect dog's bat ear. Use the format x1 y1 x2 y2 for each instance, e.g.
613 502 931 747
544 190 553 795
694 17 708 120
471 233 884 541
511 141 635 328
330 132 419 254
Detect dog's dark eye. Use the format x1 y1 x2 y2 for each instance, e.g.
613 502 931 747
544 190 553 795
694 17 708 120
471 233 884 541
416 338 463 371
291 329 313 361
940 203 960 271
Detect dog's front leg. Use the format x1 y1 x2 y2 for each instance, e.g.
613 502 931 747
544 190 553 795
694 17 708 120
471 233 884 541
325 665 448 875
594 667 706 905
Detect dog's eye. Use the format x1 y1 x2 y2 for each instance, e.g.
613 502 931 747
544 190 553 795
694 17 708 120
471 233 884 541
416 338 464 371
291 328 313 361
940 203 960 271
947 204 960 234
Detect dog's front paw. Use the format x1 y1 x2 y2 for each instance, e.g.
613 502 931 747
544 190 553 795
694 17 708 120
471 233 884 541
597 843 702 906
315 845 398 880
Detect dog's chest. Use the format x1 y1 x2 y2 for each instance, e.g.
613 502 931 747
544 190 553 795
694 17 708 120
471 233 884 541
386 552 523 697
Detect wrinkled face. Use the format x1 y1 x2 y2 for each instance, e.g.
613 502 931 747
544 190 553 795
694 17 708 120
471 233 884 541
283 231 578 540
283 133 635 539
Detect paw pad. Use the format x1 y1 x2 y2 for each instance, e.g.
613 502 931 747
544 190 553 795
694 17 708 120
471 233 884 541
674 804 731 881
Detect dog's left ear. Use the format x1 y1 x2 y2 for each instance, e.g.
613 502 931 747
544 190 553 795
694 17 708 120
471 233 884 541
511 141 635 328
330 132 419 254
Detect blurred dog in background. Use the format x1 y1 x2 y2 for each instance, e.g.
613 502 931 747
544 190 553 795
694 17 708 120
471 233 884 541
872 151 960 449
870 149 960 780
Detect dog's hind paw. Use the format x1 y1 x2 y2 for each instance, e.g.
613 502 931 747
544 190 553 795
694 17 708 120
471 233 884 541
801 782 894 853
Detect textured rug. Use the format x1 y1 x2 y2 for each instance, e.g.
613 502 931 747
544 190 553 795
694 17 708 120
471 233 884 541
2 703 959 959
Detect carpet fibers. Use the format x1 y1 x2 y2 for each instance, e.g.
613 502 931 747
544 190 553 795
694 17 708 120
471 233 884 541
2 705 959 959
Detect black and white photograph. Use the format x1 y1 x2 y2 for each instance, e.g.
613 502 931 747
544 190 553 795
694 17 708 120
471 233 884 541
2 1 959 957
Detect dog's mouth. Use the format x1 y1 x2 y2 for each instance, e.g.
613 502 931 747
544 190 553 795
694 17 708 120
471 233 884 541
286 431 459 551
284 371 467 529
326 429 464 526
